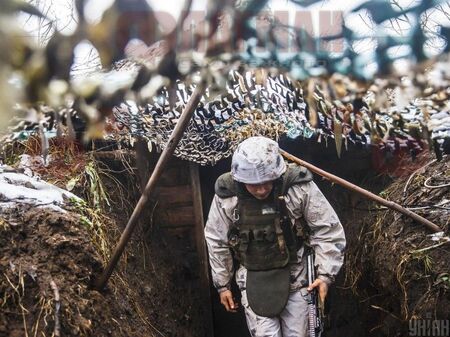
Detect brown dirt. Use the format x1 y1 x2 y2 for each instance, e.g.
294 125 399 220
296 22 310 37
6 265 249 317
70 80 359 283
0 205 138 337
0 147 207 337
341 154 450 336
3 137 447 337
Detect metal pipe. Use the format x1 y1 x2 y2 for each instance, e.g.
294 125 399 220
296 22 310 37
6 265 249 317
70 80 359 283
280 149 443 233
94 81 206 290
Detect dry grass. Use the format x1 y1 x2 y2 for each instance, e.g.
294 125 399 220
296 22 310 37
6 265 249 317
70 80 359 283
0 135 160 336
2 135 134 263
2 267 31 337
343 156 450 321
0 218 9 232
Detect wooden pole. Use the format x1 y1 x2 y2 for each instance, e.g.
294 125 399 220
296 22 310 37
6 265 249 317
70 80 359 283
94 82 206 290
189 163 215 337
135 136 151 192
280 149 443 233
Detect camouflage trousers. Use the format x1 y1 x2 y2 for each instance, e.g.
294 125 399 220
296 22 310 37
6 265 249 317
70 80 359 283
240 288 309 337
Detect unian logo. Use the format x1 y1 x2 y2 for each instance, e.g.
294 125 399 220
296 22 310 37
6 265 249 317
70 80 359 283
409 313 450 337
114 8 344 54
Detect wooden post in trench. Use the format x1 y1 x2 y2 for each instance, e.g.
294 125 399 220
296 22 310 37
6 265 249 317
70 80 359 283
280 149 443 233
94 81 206 290
189 162 215 336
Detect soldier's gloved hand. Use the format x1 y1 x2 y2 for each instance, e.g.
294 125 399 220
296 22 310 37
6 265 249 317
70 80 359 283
307 278 329 303
219 290 239 313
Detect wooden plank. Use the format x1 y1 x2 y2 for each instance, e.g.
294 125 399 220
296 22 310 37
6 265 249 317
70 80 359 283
189 163 215 337
160 227 195 245
135 137 151 191
157 166 191 186
157 185 193 205
148 153 189 169
155 205 195 227
146 154 191 186
159 223 195 228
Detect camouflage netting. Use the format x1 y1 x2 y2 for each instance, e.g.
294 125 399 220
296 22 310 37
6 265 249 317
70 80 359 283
112 69 309 164
110 63 450 165
1 0 450 166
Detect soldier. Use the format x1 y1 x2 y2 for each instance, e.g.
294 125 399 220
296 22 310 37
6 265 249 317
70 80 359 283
204 136 346 337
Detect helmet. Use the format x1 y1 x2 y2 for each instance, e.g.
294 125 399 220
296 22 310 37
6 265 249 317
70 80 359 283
231 136 286 184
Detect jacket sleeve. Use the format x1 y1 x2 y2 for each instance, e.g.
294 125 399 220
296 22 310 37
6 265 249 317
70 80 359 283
204 194 235 292
285 181 346 284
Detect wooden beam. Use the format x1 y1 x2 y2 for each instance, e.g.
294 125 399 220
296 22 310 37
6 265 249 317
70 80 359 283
135 137 151 192
157 185 194 204
280 149 443 233
94 81 206 290
156 205 196 226
189 162 215 337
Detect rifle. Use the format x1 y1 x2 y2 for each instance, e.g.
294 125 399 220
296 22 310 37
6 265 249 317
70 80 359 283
306 249 324 337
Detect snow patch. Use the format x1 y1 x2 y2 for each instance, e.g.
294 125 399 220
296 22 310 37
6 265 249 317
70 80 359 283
0 169 82 213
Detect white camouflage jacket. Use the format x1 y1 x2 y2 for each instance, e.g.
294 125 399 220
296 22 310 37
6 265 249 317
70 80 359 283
204 180 346 293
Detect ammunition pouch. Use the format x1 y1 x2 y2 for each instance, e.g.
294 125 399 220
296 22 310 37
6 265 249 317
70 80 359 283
218 163 313 316
226 184 299 271
247 266 291 317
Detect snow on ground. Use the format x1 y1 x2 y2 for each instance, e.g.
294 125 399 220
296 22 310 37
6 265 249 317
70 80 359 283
0 167 82 213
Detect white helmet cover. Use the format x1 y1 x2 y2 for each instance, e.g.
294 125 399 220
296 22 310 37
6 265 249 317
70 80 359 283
231 136 286 184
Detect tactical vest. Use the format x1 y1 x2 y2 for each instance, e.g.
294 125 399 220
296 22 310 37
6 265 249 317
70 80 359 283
215 164 313 271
